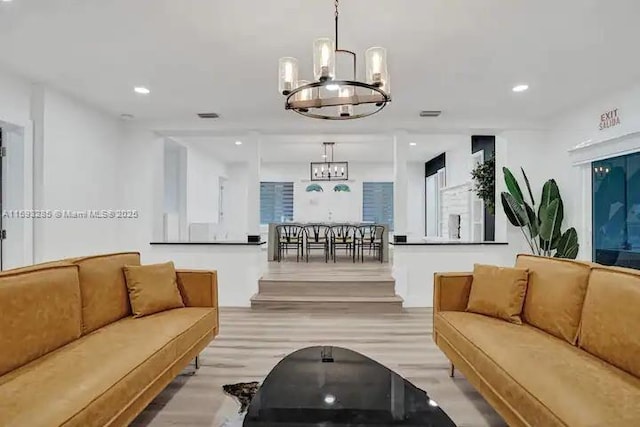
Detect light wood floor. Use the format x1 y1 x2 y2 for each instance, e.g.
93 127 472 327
132 308 506 427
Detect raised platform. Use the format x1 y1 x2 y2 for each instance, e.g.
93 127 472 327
251 258 403 312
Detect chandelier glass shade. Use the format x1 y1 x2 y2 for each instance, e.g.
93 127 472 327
311 143 349 181
278 0 391 120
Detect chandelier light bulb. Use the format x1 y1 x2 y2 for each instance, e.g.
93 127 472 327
313 38 335 81
339 87 354 117
279 57 299 95
366 47 388 87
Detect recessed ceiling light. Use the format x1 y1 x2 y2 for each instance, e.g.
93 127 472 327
326 84 340 91
512 84 529 93
235 141 242 146
409 142 417 146
134 86 150 95
324 394 336 405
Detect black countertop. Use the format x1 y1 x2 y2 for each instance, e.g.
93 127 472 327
390 241 508 246
150 241 266 246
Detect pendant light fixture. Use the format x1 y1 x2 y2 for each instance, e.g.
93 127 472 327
311 143 349 181
278 0 391 120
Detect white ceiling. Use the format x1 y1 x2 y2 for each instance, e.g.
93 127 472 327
1 0 640 131
176 133 466 164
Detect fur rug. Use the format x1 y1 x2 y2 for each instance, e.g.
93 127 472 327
222 382 260 413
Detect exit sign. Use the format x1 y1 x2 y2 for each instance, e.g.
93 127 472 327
599 108 621 130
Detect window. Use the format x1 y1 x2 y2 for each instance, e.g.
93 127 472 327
363 182 394 230
260 182 294 224
593 152 640 269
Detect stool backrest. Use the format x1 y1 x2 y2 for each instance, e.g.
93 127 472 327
330 224 356 241
276 224 304 242
304 224 330 242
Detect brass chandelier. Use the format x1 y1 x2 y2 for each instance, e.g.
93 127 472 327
278 0 391 120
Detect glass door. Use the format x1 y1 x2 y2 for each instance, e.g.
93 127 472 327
592 152 640 269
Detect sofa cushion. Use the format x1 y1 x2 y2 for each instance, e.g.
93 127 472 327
0 307 216 427
436 311 640 426
124 261 184 317
516 254 591 343
0 265 81 377
579 267 640 378
466 264 528 324
73 252 140 334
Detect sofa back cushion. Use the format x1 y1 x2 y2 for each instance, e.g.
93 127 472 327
0 265 82 376
516 254 591 344
579 267 640 378
73 252 140 334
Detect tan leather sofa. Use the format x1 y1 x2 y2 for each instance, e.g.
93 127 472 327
433 254 640 427
0 252 219 427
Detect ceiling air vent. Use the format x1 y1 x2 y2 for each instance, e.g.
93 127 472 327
419 110 442 117
197 112 220 119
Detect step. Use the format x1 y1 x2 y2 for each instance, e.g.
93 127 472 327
258 279 396 297
250 294 404 313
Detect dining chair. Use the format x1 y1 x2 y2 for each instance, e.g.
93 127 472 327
330 224 357 262
356 224 385 262
276 224 305 262
304 224 330 262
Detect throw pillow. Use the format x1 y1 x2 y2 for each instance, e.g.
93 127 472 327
466 264 529 324
123 261 184 317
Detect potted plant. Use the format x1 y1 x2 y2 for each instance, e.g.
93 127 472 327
500 167 579 259
471 156 495 214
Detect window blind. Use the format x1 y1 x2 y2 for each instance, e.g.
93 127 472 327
362 182 394 230
260 182 294 224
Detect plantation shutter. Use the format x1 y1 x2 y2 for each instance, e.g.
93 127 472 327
260 182 294 224
362 182 394 230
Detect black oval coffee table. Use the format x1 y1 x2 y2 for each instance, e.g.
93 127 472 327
244 346 457 426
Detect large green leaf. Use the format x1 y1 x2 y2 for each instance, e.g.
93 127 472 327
555 228 579 259
524 202 539 238
501 192 529 227
554 244 579 259
538 179 561 219
539 199 564 242
503 167 524 205
521 167 536 207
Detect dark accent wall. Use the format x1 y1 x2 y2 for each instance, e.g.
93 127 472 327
471 135 496 241
424 153 446 237
425 153 446 178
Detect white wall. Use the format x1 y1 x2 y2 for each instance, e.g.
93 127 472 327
260 162 393 225
444 135 475 187
182 142 227 225
223 162 249 240
34 87 124 261
0 69 33 268
0 69 31 126
118 126 163 251
406 162 425 238
547 83 640 260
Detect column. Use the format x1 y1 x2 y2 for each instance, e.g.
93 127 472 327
246 131 261 237
393 131 410 237
494 135 508 243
